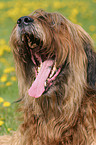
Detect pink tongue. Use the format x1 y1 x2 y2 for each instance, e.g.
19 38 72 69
28 60 53 98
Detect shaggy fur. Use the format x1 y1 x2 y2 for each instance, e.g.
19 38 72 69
0 9 96 145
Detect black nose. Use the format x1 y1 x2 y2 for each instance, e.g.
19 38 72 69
17 16 34 26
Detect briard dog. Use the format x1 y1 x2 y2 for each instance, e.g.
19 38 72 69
0 9 96 145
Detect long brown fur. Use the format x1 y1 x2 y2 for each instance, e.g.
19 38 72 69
0 9 96 145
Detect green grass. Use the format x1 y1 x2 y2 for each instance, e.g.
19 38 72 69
0 0 96 135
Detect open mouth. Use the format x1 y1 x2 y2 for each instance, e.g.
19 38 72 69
21 34 61 98
21 33 42 49
28 60 61 98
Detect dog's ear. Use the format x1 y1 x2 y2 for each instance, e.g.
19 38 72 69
84 43 96 89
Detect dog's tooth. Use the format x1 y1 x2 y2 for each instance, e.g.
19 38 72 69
49 64 57 78
22 35 25 42
47 78 49 81
53 65 56 72
37 63 42 73
38 66 41 73
44 81 47 87
49 70 55 78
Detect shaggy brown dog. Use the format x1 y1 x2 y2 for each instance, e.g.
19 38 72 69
0 9 96 145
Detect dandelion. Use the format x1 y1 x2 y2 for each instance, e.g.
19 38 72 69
0 2 5 9
8 128 12 132
11 76 16 81
0 120 4 126
53 1 65 9
0 39 10 56
0 49 3 56
69 8 79 23
7 7 21 22
4 67 15 73
89 25 95 32
3 45 11 52
72 8 79 16
0 97 4 103
3 102 11 107
0 39 6 45
0 58 9 66
0 74 7 82
6 82 12 86
92 0 96 3
0 118 4 121
92 34 96 41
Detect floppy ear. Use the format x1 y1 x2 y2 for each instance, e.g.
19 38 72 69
84 43 96 89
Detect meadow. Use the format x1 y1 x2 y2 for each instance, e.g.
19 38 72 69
0 0 96 135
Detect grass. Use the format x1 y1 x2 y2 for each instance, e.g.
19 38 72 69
0 0 96 135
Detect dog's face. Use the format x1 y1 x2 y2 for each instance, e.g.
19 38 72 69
11 10 71 99
15 9 69 64
11 9 94 100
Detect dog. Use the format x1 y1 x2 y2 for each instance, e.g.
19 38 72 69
0 9 96 145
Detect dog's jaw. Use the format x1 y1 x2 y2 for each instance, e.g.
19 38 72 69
16 16 62 98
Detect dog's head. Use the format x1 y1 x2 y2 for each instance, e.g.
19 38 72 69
10 9 96 100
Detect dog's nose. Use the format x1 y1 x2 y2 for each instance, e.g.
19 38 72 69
17 16 34 26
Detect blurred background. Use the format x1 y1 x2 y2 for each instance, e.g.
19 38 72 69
0 0 96 135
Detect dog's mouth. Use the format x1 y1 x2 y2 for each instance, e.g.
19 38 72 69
21 33 61 98
28 60 61 98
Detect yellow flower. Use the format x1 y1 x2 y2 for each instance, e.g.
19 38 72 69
53 1 65 9
89 25 95 32
0 74 7 82
0 49 3 56
6 82 12 86
92 0 96 3
69 8 79 23
8 128 12 132
0 118 4 121
0 2 5 9
0 120 4 126
0 39 10 55
3 102 11 107
4 67 15 73
0 39 6 45
69 16 77 23
11 76 16 81
3 45 11 52
92 34 96 41
72 8 79 16
0 58 9 66
0 97 4 103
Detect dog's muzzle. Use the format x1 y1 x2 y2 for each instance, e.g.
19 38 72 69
16 15 61 98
